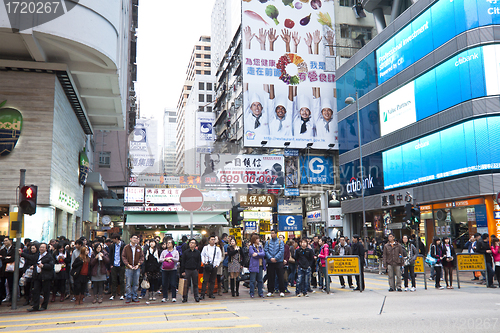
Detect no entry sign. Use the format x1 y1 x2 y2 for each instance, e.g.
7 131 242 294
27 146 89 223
179 188 204 211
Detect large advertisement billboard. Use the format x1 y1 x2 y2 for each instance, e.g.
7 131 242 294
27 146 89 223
201 154 284 189
242 0 337 149
129 119 160 175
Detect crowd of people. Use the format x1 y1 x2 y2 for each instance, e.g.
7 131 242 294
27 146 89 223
1 230 499 312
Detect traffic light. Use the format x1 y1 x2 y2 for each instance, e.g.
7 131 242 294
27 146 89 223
404 203 412 222
231 204 244 227
20 185 37 215
411 205 420 225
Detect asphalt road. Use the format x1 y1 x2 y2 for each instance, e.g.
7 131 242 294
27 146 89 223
1 273 498 333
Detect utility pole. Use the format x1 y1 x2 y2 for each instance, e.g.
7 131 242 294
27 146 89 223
11 169 25 310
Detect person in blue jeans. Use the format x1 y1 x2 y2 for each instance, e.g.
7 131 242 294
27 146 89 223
121 235 144 303
248 234 265 298
294 238 314 297
159 239 180 302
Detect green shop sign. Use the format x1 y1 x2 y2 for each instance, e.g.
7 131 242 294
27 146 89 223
0 101 23 157
79 151 89 186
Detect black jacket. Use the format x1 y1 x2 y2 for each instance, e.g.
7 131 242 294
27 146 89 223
21 251 38 275
476 239 492 264
144 249 161 273
227 246 243 263
108 240 126 267
53 250 71 280
31 252 55 281
0 245 15 277
351 242 365 259
180 248 201 273
294 247 314 269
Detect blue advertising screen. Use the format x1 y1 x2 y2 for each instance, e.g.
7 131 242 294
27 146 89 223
300 155 334 185
278 215 303 232
382 116 500 190
375 0 498 84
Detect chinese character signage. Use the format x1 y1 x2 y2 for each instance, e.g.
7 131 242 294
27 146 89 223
129 119 160 174
129 174 201 188
242 0 338 150
278 215 303 232
238 194 276 207
305 196 321 212
456 254 486 272
300 155 334 185
327 256 360 276
124 187 145 203
201 154 284 189
245 221 258 233
381 189 413 208
145 188 183 204
278 198 302 214
244 211 272 220
327 207 342 228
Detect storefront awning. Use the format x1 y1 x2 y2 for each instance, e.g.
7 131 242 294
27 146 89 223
125 213 228 226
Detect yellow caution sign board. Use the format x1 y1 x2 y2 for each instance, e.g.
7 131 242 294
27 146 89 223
414 256 424 274
326 256 360 276
456 254 486 272
229 228 242 247
9 212 24 238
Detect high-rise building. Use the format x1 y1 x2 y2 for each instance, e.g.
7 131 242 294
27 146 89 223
0 1 137 239
163 108 177 174
175 36 212 174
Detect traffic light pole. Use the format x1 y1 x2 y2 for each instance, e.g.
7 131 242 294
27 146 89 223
12 169 25 310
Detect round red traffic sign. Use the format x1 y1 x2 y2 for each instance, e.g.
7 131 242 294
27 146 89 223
179 188 204 211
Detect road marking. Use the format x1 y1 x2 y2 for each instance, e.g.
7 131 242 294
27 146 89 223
111 324 262 333
0 305 227 323
0 311 236 328
4 316 249 333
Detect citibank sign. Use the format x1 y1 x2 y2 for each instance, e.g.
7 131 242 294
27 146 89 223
346 175 374 194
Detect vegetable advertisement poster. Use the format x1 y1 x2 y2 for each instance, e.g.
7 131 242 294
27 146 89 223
242 0 338 150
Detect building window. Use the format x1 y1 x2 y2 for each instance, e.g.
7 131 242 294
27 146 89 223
196 62 201 66
207 106 212 112
99 151 111 168
196 54 201 58
339 0 353 6
199 106 204 111
169 118 176 123
196 70 202 74
204 62 211 67
199 94 204 102
204 46 211 51
207 94 212 103
340 25 373 41
204 71 211 75
199 82 205 90
186 86 192 90
207 83 212 91
196 46 201 50
169 112 176 116
204 54 211 59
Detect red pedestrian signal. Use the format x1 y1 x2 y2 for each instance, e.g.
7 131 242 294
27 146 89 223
20 185 37 215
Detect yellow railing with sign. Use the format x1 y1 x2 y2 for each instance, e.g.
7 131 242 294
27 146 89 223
456 254 486 272
326 256 360 276
414 256 424 274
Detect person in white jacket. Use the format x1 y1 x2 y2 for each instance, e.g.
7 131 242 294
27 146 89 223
312 87 337 143
266 84 294 137
244 84 269 142
293 94 315 139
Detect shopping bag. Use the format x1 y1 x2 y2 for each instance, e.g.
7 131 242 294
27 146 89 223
178 278 188 296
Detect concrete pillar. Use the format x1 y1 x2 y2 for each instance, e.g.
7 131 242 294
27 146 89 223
391 0 402 23
372 7 387 34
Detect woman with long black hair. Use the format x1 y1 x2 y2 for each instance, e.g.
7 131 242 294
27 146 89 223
441 236 456 289
144 239 161 301
72 246 90 305
430 237 445 290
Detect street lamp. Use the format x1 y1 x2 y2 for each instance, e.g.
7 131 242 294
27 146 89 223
345 92 368 249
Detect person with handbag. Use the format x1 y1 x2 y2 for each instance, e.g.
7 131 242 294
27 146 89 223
430 237 445 289
90 243 109 303
20 244 38 306
227 236 243 297
0 237 16 304
402 235 417 292
441 236 456 289
159 239 179 302
52 243 71 302
27 243 54 312
200 235 222 299
317 236 330 292
72 246 90 305
248 234 266 298
333 236 354 288
144 239 161 301
180 238 201 303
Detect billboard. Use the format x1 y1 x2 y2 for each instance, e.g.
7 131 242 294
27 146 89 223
382 115 500 190
242 0 337 149
201 154 284 189
278 215 303 232
129 119 160 174
300 155 334 185
379 82 416 136
124 187 145 203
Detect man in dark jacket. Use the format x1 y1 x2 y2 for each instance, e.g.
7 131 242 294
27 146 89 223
351 235 365 291
333 236 353 288
0 237 16 304
108 233 126 300
476 233 496 288
27 243 54 312
180 239 201 303
294 238 314 297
